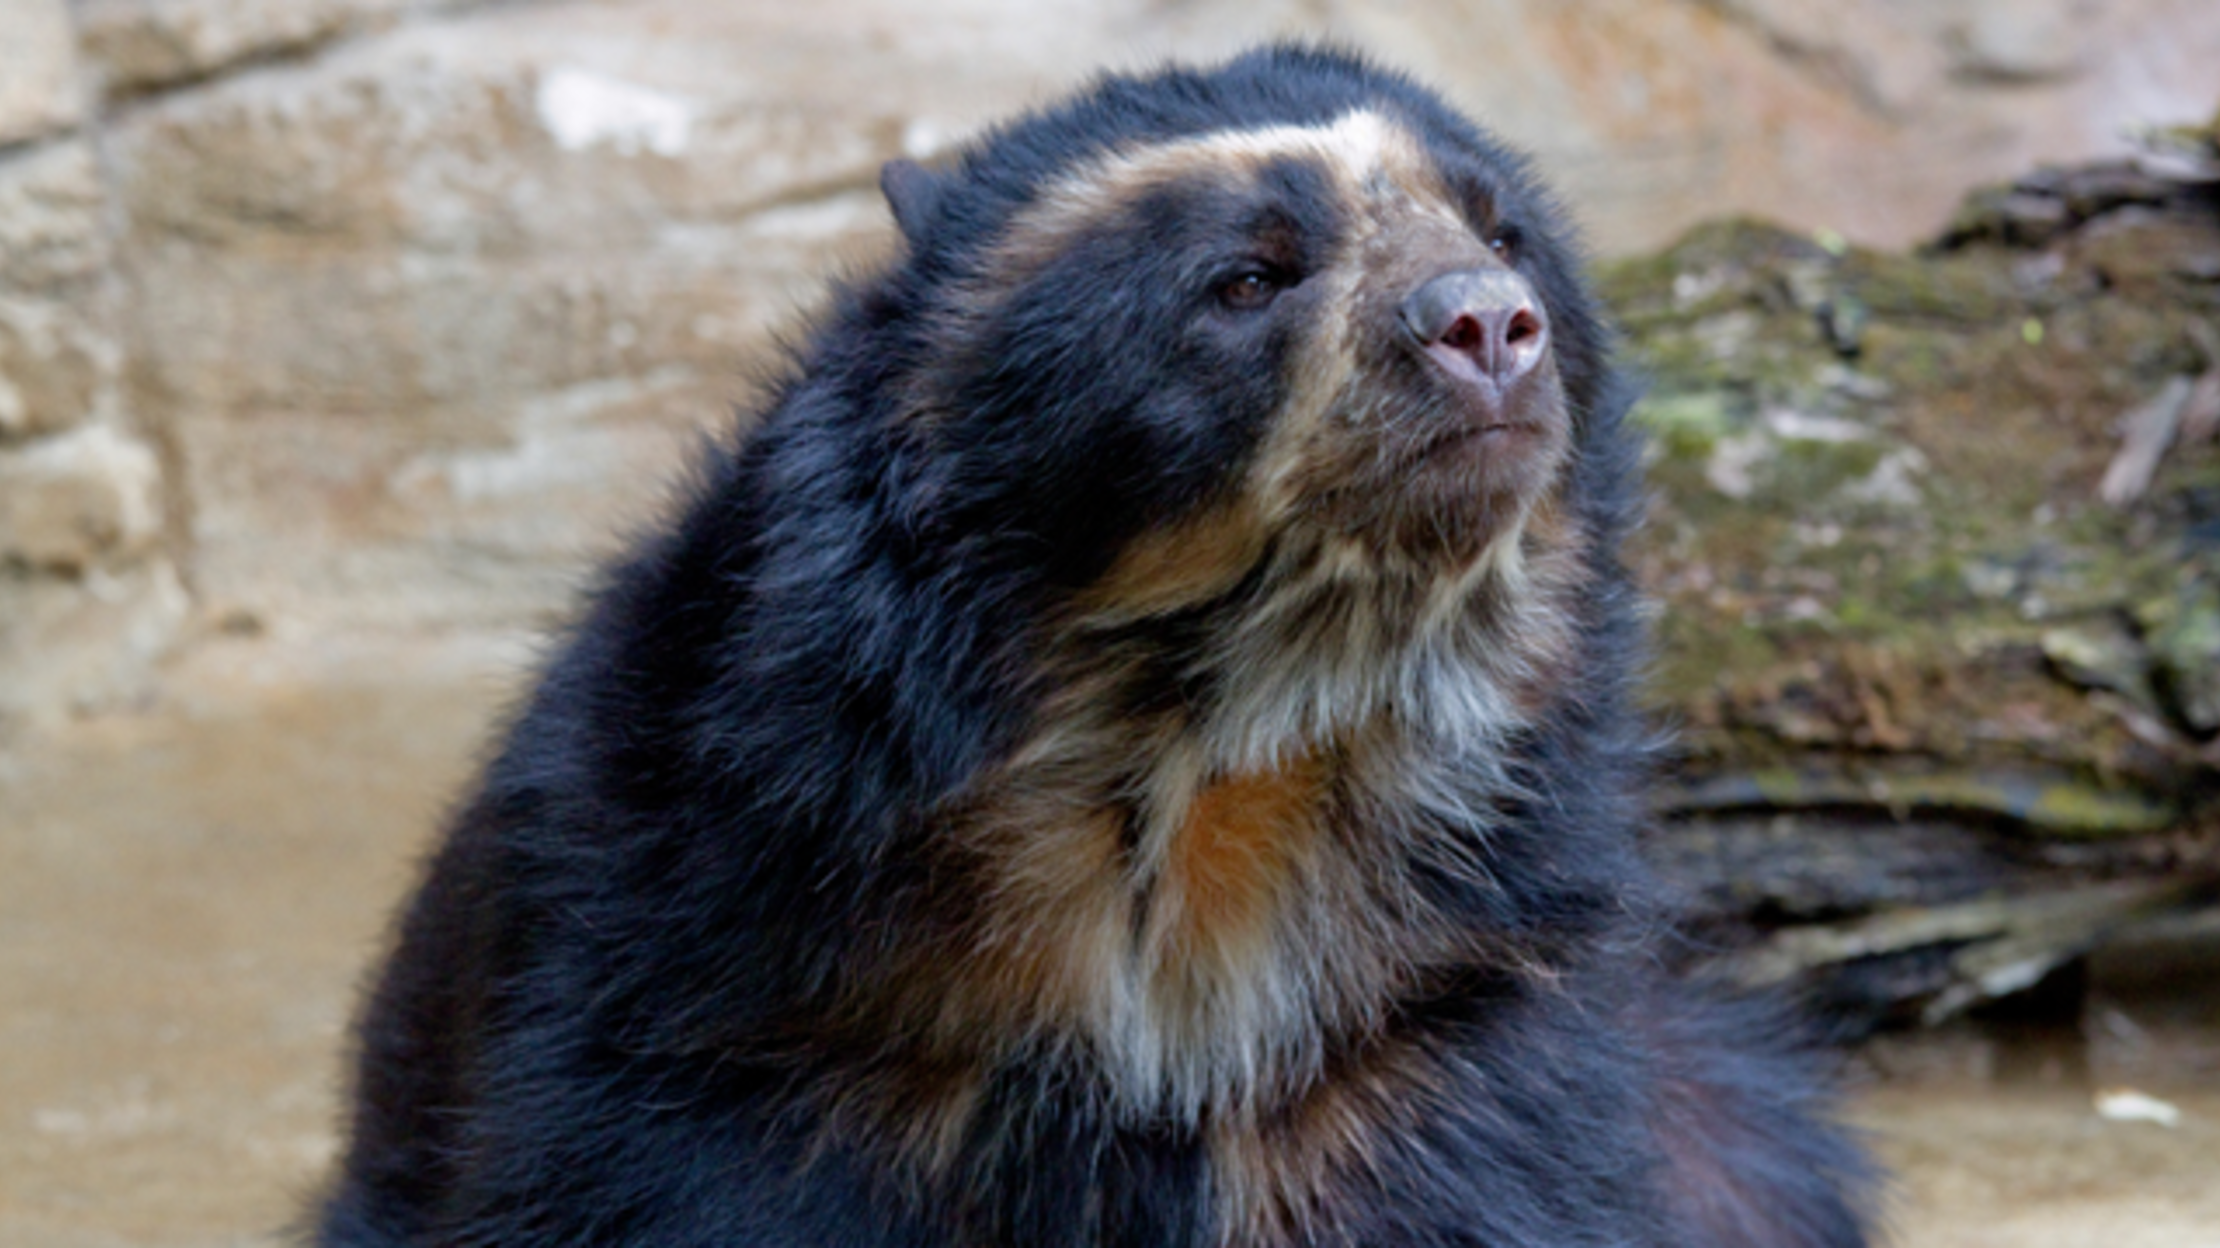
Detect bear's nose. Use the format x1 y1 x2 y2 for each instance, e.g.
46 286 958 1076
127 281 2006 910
1398 269 1548 391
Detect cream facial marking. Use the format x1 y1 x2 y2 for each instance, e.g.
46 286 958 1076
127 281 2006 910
984 109 1466 293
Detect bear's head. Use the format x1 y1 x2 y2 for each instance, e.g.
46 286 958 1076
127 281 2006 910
861 46 1611 614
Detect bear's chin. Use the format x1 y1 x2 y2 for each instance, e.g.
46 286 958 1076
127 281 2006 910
1302 413 1569 571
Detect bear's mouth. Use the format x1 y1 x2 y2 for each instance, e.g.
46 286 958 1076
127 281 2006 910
1407 403 1559 467
1413 421 1526 462
1474 419 1542 441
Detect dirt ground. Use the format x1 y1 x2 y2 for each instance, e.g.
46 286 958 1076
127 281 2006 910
4 639 2217 1248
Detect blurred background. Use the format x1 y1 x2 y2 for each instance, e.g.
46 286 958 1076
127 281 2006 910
3 1 2218 1244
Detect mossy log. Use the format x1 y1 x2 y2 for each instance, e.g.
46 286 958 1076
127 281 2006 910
1604 113 2220 1030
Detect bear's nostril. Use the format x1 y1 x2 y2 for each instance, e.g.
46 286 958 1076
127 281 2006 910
1442 315 1483 354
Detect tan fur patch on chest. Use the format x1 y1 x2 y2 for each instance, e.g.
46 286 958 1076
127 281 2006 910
1152 754 1328 969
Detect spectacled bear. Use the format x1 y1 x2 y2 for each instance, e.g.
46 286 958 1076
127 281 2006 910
314 44 1877 1248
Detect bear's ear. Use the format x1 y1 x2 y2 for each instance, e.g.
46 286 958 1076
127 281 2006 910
880 159 944 246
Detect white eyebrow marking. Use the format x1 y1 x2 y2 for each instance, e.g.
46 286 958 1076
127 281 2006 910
1003 109 1461 254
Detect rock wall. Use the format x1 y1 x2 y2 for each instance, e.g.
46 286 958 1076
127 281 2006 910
1 0 183 728
4 0 2219 734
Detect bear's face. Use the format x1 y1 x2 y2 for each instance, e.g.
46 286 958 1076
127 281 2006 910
890 108 1583 612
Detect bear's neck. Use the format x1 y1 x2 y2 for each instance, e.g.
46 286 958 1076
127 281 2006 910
906 517 1589 1126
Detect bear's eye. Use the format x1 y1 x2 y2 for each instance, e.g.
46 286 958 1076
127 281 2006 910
1488 222 1523 261
1216 269 1285 312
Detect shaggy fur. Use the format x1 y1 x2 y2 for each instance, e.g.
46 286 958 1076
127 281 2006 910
314 45 1876 1247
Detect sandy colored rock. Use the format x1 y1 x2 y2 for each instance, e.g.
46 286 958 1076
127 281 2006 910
0 141 110 292
173 370 727 634
0 0 84 146
0 558 186 727
73 0 454 99
1936 0 2090 81
0 424 164 571
1297 0 2220 251
0 295 114 440
0 142 119 440
0 650 499 1245
100 1 989 637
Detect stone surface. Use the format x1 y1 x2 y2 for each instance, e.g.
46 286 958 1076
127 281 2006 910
0 0 84 147
0 559 187 726
1937 0 2092 81
1844 1083 2220 1248
1315 0 2220 252
172 372 724 635
102 0 1054 637
0 128 154 735
0 140 117 440
0 423 163 571
72 0 467 99
0 654 494 1246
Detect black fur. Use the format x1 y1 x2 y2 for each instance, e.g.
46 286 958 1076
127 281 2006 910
314 45 1877 1247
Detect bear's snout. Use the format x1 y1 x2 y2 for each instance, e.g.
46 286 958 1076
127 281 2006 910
1397 268 1549 404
